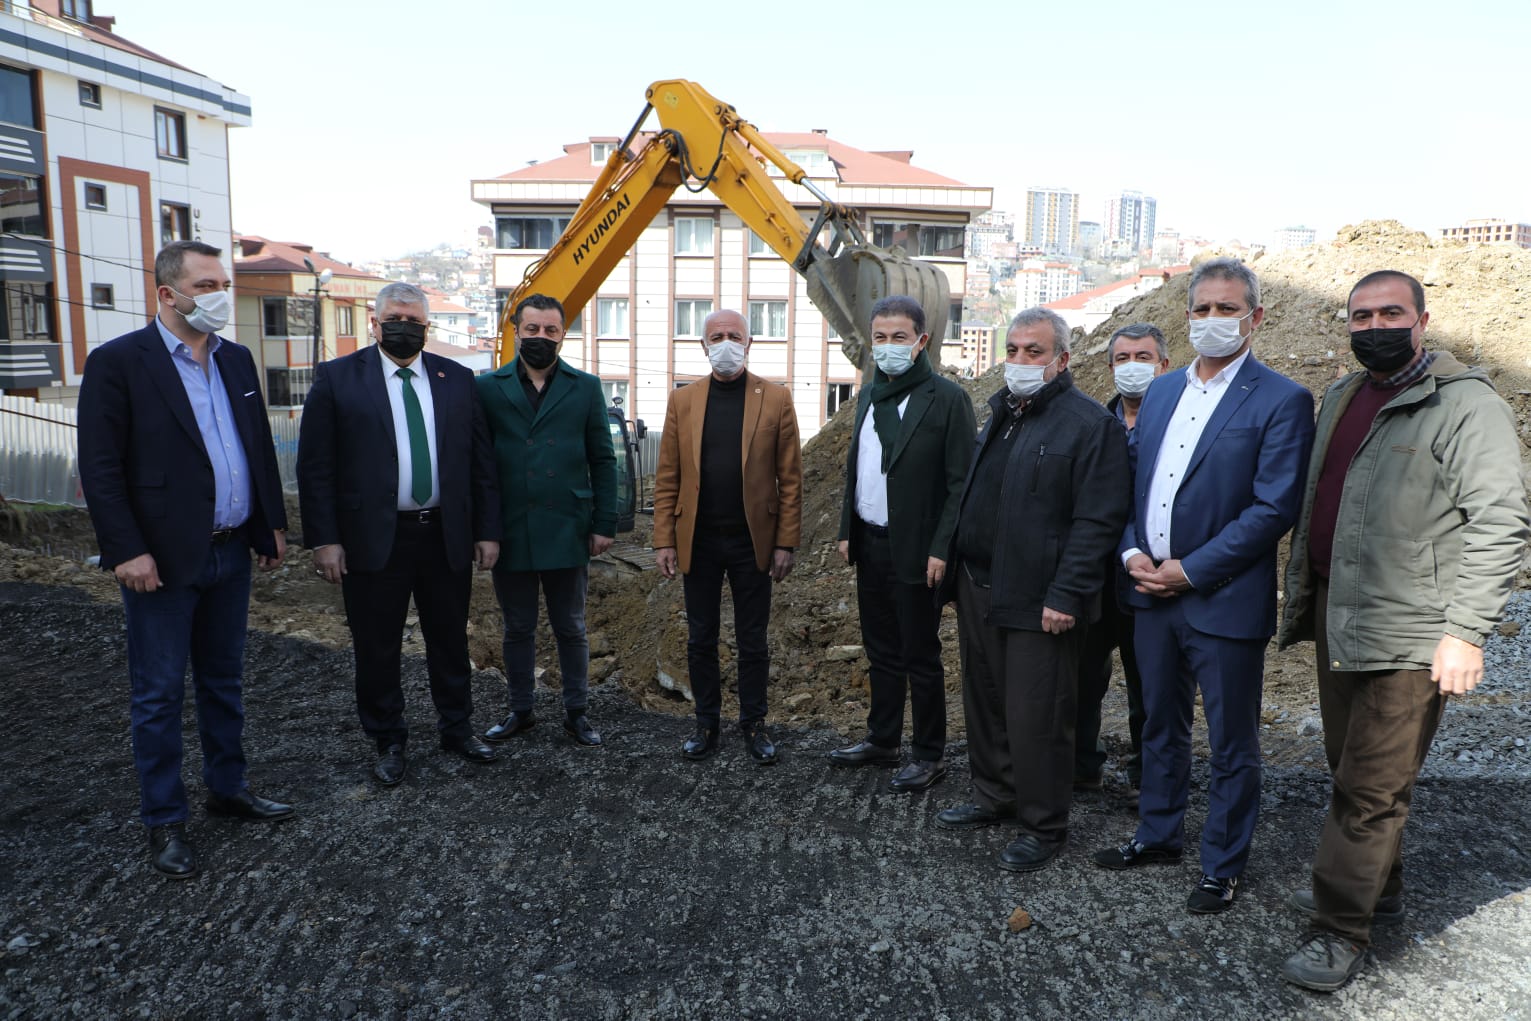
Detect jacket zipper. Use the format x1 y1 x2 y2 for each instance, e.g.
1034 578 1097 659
1030 444 1046 493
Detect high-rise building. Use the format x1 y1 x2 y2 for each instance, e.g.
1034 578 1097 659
1105 190 1157 256
473 132 991 437
1023 186 1079 256
0 3 250 398
1077 221 1102 259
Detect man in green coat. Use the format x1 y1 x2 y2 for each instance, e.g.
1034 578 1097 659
829 295 975 792
476 294 618 747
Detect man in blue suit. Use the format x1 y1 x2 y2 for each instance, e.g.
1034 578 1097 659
79 241 293 880
1090 258 1315 914
298 282 502 786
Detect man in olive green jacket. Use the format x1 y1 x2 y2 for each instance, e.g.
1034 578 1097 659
1277 270 1530 993
476 294 618 748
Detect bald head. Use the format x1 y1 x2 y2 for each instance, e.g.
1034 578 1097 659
703 309 748 343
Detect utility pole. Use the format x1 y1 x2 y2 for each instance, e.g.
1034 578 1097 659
302 257 333 371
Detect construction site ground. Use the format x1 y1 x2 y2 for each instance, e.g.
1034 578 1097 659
3 221 1531 1017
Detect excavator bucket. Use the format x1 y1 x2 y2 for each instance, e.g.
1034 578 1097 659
804 244 951 372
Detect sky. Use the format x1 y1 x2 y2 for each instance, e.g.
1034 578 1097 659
108 0 1531 265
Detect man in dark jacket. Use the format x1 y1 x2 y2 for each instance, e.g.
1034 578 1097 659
935 307 1130 872
829 296 975 792
79 241 292 880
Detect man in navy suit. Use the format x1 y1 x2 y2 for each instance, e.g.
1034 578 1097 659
298 282 502 786
1090 259 1315 914
79 240 293 881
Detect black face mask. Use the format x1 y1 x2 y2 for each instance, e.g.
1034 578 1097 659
1349 320 1419 374
518 336 557 370
378 320 427 360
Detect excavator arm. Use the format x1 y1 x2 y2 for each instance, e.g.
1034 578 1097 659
495 79 950 369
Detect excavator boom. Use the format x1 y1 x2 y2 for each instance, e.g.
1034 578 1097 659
496 79 951 370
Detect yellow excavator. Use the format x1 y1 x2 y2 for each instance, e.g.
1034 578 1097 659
493 78 952 370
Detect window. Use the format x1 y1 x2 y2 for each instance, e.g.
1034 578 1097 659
495 216 569 249
674 299 712 338
160 202 191 244
0 64 35 129
826 382 854 418
265 367 313 409
747 230 771 256
90 284 113 308
83 183 107 210
872 221 966 259
748 300 787 339
566 311 583 336
78 81 101 108
591 142 615 163
336 304 355 336
949 300 963 340
784 149 829 170
602 379 629 406
1 281 53 340
155 108 187 160
263 297 314 339
62 0 94 21
597 297 629 337
0 174 44 235
673 218 713 256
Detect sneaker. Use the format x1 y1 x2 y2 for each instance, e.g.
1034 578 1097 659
1288 888 1405 925
1281 930 1366 992
1090 838 1183 871
1187 873 1239 914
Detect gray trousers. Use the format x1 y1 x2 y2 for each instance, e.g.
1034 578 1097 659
956 568 1080 845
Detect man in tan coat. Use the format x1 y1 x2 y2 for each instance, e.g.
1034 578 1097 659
653 308 803 764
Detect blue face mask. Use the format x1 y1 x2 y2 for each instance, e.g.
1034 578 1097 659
871 343 917 376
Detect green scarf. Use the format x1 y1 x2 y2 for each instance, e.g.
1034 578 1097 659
868 349 932 472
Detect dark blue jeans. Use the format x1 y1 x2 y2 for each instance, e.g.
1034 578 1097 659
493 566 590 713
120 537 252 829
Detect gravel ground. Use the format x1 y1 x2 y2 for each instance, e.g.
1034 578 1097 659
2 580 1530 1020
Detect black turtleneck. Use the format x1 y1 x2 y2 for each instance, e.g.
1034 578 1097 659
699 373 748 528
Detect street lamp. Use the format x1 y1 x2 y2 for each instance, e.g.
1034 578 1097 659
302 257 333 370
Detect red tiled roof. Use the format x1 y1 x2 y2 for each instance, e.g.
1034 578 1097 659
494 132 969 188
234 235 385 280
1043 265 1190 311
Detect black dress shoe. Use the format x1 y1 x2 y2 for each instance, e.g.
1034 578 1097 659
484 709 536 743
935 802 1009 830
205 789 294 822
374 744 407 786
441 733 498 763
682 723 720 761
564 712 603 747
742 721 777 765
1090 838 1183 871
827 739 901 768
999 833 1063 873
889 760 947 792
148 823 197 880
1188 873 1239 914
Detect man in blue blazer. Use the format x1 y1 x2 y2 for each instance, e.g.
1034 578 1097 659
79 241 293 881
298 282 502 786
1090 259 1315 914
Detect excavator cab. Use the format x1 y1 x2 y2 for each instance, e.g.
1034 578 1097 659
606 396 644 534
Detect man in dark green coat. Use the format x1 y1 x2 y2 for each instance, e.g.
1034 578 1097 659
476 294 617 747
829 295 975 792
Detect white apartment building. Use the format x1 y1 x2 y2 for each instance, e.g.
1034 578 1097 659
1014 259 1081 308
472 132 992 438
0 1 249 399
1105 190 1157 257
1269 225 1317 252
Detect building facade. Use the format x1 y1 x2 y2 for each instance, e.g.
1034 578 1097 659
232 235 387 410
1105 190 1157 257
1014 259 1082 308
1022 186 1079 256
1270 225 1317 252
0 1 249 399
1440 219 1531 248
965 209 1013 260
472 132 991 438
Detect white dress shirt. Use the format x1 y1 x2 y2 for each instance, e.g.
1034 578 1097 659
380 351 441 510
1128 349 1251 576
854 395 909 527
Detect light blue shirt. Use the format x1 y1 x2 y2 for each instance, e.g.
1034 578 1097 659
155 316 252 530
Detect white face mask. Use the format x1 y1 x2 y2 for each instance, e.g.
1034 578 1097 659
706 339 746 377
1187 310 1252 358
1113 361 1157 397
172 287 232 334
871 342 917 377
1004 356 1057 398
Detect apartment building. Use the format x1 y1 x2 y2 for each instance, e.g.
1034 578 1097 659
472 131 992 437
1440 218 1531 248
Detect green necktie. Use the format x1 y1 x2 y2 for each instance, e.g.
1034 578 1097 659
396 367 432 506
